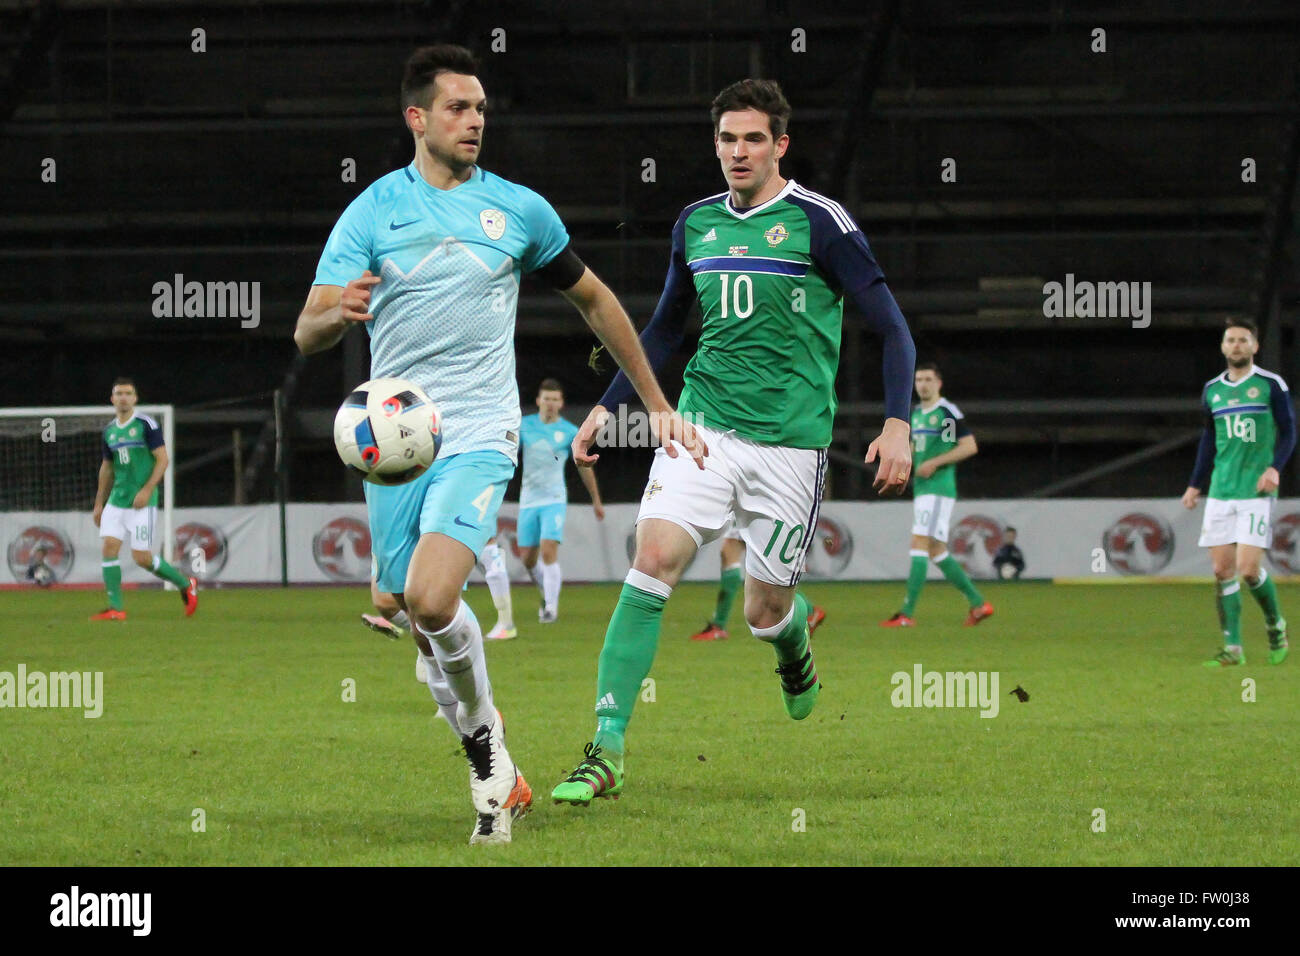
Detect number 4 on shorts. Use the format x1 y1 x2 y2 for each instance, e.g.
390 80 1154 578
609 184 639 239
471 486 494 523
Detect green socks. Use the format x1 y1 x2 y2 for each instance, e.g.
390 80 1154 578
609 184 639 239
753 592 811 664
150 555 191 590
937 552 984 608
711 565 743 628
902 550 983 615
102 560 123 610
1217 578 1243 649
102 554 189 611
901 551 928 616
1247 569 1283 627
593 573 669 767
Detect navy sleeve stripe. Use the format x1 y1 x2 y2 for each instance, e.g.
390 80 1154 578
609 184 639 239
1256 367 1290 392
791 185 854 234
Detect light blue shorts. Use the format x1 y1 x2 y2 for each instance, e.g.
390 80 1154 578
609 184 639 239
516 502 567 547
365 450 515 595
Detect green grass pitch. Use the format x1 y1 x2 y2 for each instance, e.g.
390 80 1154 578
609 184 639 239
2 580 1297 866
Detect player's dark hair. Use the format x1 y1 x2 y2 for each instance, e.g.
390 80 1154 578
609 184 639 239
711 79 792 140
538 378 563 395
1224 317 1258 338
916 361 942 378
112 377 136 390
1004 526 1017 535
402 44 480 110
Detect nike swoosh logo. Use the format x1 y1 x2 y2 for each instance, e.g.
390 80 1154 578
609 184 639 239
389 219 420 231
454 516 477 529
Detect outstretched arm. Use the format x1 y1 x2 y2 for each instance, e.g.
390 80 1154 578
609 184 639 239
558 266 706 469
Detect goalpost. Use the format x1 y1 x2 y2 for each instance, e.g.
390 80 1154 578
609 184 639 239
0 405 176 583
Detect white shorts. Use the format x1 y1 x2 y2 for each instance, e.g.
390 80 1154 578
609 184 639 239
721 519 743 542
637 423 826 587
100 503 157 551
912 494 956 543
1198 497 1274 548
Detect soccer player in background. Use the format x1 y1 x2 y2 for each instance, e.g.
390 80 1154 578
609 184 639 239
882 362 992 627
294 45 700 843
1182 318 1294 666
91 378 198 621
689 526 826 640
552 79 915 806
514 378 604 626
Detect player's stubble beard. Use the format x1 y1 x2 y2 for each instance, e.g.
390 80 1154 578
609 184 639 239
731 161 777 207
423 137 475 178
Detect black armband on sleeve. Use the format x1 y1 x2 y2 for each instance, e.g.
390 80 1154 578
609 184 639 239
535 243 586 291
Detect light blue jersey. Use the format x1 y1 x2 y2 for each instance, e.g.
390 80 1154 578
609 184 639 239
315 163 570 462
519 413 579 507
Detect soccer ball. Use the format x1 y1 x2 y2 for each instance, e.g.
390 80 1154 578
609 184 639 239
998 562 1017 580
33 565 54 587
333 377 442 485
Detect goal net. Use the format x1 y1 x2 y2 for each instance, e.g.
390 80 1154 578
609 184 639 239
0 405 175 585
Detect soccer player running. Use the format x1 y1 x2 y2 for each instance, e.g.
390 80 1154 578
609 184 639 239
514 378 604 627
881 362 993 627
91 378 198 620
1182 318 1294 666
294 45 700 844
552 79 915 805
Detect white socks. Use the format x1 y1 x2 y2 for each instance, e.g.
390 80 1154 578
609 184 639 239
412 600 495 735
541 561 562 614
417 652 463 738
479 542 514 628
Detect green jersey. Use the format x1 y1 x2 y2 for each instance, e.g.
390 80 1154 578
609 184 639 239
665 180 891 447
911 398 970 498
1193 366 1294 499
103 413 164 508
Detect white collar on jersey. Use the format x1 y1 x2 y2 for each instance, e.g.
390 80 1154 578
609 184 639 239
1219 365 1257 387
724 178 797 220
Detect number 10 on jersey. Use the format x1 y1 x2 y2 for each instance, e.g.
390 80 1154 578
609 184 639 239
719 274 754 319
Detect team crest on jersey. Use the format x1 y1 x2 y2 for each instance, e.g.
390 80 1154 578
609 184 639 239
129 427 138 437
764 222 789 246
728 245 748 256
479 209 507 241
1248 387 1260 399
554 431 565 443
